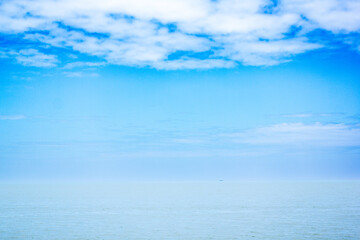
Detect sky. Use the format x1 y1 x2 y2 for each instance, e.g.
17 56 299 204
0 0 360 181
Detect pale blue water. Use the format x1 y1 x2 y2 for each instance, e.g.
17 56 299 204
0 181 359 240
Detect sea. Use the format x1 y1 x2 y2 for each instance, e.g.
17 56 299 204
0 181 359 240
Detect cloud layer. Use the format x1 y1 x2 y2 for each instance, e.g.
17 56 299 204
0 115 25 120
229 122 360 147
0 0 360 69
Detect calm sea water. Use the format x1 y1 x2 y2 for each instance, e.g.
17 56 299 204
0 181 359 240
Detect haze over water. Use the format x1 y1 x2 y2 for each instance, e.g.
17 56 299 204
1 181 359 240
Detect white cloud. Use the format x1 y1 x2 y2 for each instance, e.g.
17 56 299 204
216 37 321 66
15 49 59 67
0 0 359 69
153 58 236 70
281 113 336 118
229 123 360 147
282 0 360 33
1 48 59 67
63 71 99 78
63 61 106 69
282 114 314 118
0 115 25 120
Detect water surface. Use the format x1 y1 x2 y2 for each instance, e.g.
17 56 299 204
0 181 359 239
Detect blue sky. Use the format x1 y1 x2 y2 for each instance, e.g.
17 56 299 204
0 0 360 181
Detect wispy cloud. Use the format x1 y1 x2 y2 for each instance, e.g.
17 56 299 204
1 48 59 67
63 61 106 69
282 114 314 118
15 49 59 67
228 123 360 147
0 0 359 69
281 113 338 118
63 71 99 78
0 115 25 120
